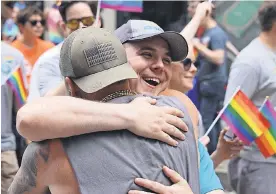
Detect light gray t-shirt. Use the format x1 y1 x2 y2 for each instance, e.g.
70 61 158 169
27 43 63 102
224 38 276 163
1 42 25 151
62 95 200 194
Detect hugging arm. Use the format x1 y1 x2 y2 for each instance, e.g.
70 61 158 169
8 142 50 194
17 96 187 146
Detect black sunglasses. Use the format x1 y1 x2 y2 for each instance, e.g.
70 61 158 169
29 19 45 26
182 58 193 71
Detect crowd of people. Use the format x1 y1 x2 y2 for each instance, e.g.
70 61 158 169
1 1 276 194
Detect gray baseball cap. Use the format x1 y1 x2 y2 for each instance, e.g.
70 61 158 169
59 27 137 93
115 20 189 61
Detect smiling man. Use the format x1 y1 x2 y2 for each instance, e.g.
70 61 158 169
115 20 188 96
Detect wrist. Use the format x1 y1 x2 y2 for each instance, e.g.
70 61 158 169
211 150 222 161
193 13 204 23
117 104 136 130
212 149 227 161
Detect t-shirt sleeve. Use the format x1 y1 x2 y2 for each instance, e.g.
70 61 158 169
224 62 259 104
38 58 63 97
198 142 223 194
210 30 227 50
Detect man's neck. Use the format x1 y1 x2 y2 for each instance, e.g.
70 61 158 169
20 33 36 48
94 81 133 102
203 18 217 30
259 32 276 52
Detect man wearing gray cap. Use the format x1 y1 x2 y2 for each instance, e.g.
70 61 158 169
10 26 199 193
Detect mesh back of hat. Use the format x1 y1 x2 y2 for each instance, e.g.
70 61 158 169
59 29 79 78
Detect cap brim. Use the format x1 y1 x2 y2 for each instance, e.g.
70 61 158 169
72 62 137 94
128 31 188 61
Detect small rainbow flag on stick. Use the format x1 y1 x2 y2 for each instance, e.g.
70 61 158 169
221 90 270 145
6 66 28 106
256 98 276 158
204 86 270 145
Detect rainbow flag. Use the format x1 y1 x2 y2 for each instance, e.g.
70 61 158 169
101 0 143 13
221 90 270 145
194 27 205 59
256 100 276 158
6 66 28 106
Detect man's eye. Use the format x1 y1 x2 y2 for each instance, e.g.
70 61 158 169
142 52 152 59
163 58 172 65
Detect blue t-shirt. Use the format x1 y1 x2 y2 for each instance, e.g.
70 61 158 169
199 142 223 194
197 25 228 82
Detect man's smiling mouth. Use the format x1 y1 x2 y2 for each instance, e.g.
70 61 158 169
143 77 160 87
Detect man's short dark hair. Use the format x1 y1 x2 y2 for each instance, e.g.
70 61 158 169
16 6 44 25
258 2 276 32
58 1 97 22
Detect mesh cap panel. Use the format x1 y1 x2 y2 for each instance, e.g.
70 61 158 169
59 29 79 78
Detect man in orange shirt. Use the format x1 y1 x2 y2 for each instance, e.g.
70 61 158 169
12 6 54 84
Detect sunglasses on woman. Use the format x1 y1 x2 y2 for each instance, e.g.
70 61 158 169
66 16 95 30
28 19 45 26
182 58 193 71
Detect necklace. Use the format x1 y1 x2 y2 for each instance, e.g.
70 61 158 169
101 90 136 102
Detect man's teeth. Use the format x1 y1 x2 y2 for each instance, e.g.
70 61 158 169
144 78 160 84
144 78 160 86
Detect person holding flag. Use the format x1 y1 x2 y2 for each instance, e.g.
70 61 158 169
1 42 27 194
224 2 276 194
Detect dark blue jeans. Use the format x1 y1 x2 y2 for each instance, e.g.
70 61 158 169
199 96 223 154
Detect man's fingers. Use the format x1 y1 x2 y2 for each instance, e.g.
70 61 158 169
230 146 244 151
134 178 167 193
128 191 154 194
162 106 184 118
155 132 179 147
165 114 188 132
162 166 185 184
233 138 244 146
218 129 227 141
162 124 185 140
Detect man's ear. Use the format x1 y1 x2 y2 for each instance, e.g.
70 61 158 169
18 24 24 33
59 21 70 38
93 17 102 28
65 77 77 97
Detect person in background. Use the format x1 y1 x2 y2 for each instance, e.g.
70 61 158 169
187 0 229 154
11 6 54 85
165 44 243 194
44 0 64 45
27 1 102 102
1 42 27 194
225 2 276 194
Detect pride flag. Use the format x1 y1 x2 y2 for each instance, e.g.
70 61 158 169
221 90 270 145
256 100 276 158
101 0 143 13
6 66 28 106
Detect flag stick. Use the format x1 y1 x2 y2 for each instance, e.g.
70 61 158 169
203 86 241 137
259 96 270 111
95 0 101 26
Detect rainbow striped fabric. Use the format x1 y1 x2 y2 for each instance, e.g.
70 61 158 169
221 90 270 145
6 66 28 106
101 0 143 13
256 100 276 158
